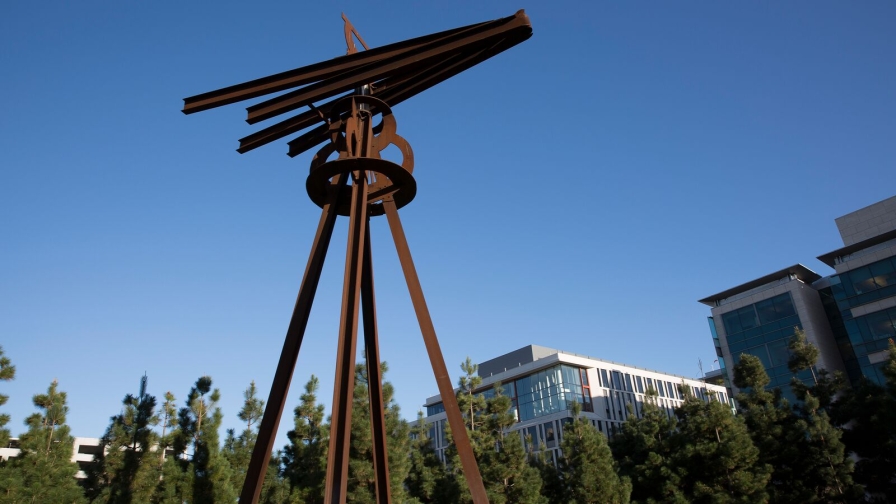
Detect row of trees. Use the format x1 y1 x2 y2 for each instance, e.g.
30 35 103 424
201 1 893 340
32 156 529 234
0 337 894 503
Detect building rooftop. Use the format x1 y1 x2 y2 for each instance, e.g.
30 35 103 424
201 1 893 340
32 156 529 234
817 227 896 267
698 264 821 307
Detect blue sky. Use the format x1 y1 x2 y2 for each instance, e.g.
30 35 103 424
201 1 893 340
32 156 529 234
2 1 894 448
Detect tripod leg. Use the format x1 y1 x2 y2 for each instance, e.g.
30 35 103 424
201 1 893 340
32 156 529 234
240 174 347 504
382 199 489 504
361 216 393 504
325 170 370 504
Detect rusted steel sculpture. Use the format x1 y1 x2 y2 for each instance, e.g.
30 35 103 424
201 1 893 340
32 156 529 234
182 10 531 504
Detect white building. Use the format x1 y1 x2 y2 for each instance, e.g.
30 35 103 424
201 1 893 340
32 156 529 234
421 345 730 464
1 436 102 479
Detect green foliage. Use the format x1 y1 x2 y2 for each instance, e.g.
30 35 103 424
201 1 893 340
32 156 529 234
456 357 486 433
671 396 770 503
0 347 15 450
282 375 327 503
405 411 445 503
611 388 681 503
831 341 896 502
558 402 630 504
223 380 266 495
344 361 412 504
85 392 161 503
0 380 86 504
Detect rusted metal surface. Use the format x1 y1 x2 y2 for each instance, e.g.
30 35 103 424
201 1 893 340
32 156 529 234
184 11 532 504
382 199 489 504
238 173 346 504
324 169 369 504
361 224 392 504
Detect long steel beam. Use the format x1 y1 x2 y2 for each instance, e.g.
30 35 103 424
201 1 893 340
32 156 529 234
382 199 489 504
182 11 529 115
324 170 370 504
361 222 392 504
238 173 347 504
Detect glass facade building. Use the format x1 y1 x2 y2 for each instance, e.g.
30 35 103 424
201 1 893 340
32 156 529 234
420 345 730 464
701 195 896 397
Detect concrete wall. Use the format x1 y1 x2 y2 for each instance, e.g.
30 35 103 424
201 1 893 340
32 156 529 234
835 195 896 246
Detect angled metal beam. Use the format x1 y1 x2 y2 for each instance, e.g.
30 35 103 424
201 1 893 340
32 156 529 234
238 173 347 504
382 199 489 504
244 14 530 124
181 12 527 115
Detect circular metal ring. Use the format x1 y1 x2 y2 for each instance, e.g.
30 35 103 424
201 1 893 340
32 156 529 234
306 158 416 217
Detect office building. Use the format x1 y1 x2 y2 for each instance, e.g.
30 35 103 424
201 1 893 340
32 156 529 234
421 345 730 464
700 195 896 399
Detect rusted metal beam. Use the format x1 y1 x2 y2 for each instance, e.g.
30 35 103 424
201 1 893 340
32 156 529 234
181 12 527 115
245 14 530 125
238 173 347 504
324 170 370 504
382 199 489 504
361 221 392 504
283 38 516 158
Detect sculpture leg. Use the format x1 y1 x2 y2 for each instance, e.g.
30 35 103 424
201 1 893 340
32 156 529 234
382 199 489 504
240 174 347 504
361 217 393 504
325 171 370 504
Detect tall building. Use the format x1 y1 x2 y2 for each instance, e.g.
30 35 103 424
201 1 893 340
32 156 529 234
420 345 729 464
700 195 896 399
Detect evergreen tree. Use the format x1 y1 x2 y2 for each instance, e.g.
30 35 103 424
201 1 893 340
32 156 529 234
610 388 682 504
344 362 412 504
788 328 845 409
444 361 546 504
0 380 86 503
157 376 235 504
405 411 446 503
557 401 630 504
0 347 15 450
157 391 177 470
282 375 327 503
223 380 265 495
670 394 770 503
831 340 896 502
477 383 546 504
784 331 863 502
85 391 161 503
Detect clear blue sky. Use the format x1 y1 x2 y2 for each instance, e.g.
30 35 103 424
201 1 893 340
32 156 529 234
2 1 894 448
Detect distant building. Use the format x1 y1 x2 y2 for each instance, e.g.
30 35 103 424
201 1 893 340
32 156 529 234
700 195 896 400
1 436 102 479
420 345 730 465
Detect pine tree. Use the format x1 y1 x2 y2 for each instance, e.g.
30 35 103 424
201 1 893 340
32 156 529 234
0 346 15 449
406 411 446 503
344 362 412 504
0 380 86 503
831 340 896 502
282 375 327 503
224 380 265 495
670 394 770 503
788 328 845 409
156 376 235 504
85 391 161 503
782 330 863 502
610 387 682 504
557 401 630 504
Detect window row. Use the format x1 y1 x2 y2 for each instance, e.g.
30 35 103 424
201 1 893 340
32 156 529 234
721 293 797 337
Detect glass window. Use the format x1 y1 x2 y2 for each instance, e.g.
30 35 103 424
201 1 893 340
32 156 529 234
773 294 796 319
850 267 877 295
543 421 556 448
864 311 895 340
722 311 743 336
767 339 790 367
624 374 633 392
755 298 777 325
636 376 644 393
870 259 896 288
600 369 609 389
746 346 772 369
738 306 759 331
